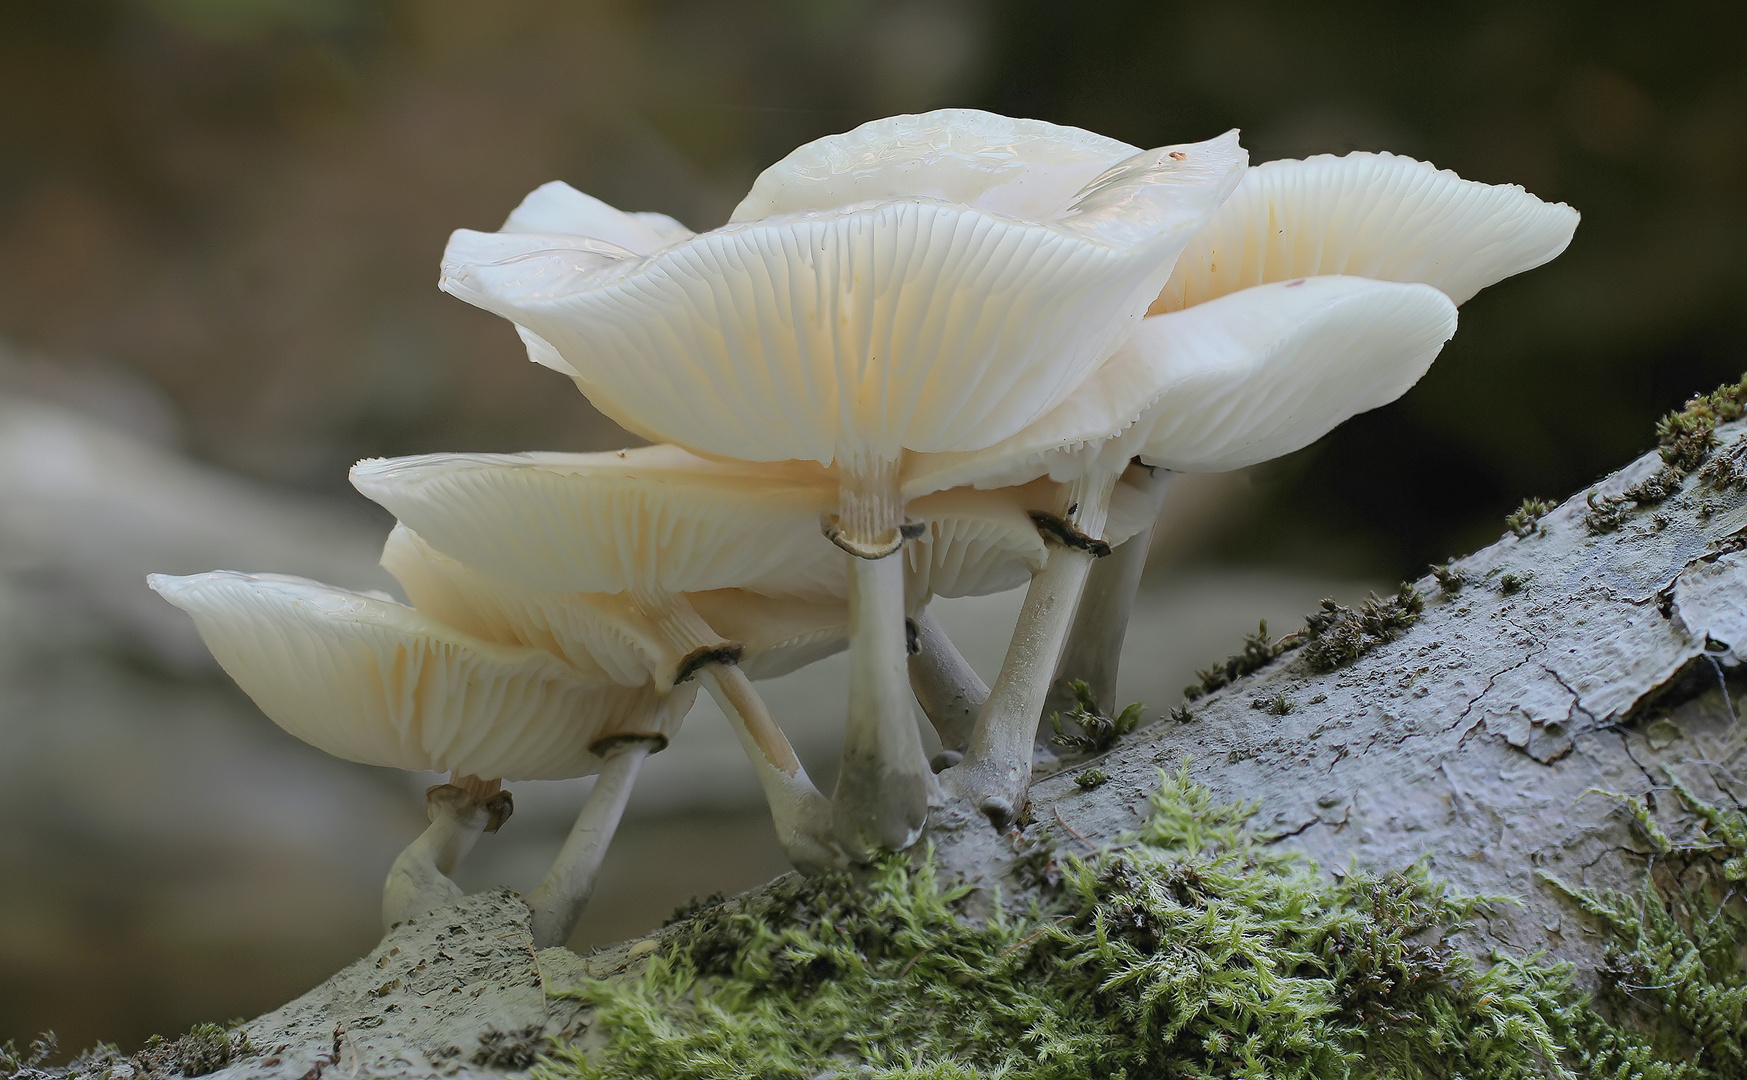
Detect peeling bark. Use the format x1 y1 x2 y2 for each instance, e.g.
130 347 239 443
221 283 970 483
172 423 1747 1078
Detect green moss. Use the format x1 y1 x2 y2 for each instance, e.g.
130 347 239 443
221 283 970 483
14 1022 257 1080
1072 768 1108 791
1185 620 1295 700
1654 374 1747 472
1431 561 1468 594
535 766 1717 1080
1046 679 1143 755
1698 437 1747 492
1539 773 1747 1077
1507 497 1558 538
1250 691 1295 715
1299 585 1424 673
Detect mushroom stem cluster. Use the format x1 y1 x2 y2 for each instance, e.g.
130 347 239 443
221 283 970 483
151 109 1580 934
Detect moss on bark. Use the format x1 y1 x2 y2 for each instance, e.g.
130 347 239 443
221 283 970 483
534 767 1744 1080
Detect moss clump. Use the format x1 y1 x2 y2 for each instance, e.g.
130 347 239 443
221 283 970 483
1 1034 59 1080
1300 585 1425 673
1046 679 1143 755
1654 374 1747 472
17 1023 257 1080
1507 496 1558 538
1697 437 1747 492
1185 620 1296 700
1539 774 1747 1077
536 767 1687 1080
1431 560 1468 593
1072 767 1108 791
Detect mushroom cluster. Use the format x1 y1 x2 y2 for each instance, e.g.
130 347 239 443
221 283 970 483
151 109 1577 945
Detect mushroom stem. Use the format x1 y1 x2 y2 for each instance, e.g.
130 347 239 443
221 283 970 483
528 736 659 949
833 549 933 859
697 662 843 871
907 607 988 753
942 469 1119 828
1042 464 1172 720
382 778 512 929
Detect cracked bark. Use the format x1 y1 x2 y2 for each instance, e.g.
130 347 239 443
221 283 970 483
185 423 1747 1079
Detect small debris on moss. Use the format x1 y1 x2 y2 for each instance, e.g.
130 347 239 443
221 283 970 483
1655 374 1747 471
1658 406 1721 471
1587 374 1747 535
1073 768 1109 791
1048 680 1142 755
1301 585 1425 673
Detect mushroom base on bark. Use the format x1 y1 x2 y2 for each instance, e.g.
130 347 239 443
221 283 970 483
697 661 843 872
941 471 1117 827
382 776 513 930
832 549 934 860
528 736 663 949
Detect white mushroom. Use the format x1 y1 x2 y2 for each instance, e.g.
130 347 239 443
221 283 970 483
906 275 1463 821
353 447 849 870
437 110 1247 856
1050 153 1583 716
145 570 694 936
891 152 1579 822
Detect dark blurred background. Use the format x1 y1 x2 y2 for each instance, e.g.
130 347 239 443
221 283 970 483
1 0 1742 1056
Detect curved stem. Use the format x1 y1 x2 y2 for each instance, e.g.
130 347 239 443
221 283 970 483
833 550 932 859
528 738 656 948
907 607 988 753
1044 465 1173 720
698 662 843 871
942 469 1120 827
382 780 508 929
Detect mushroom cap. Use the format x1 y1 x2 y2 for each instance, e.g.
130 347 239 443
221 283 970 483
501 180 693 253
1153 151 1579 312
352 444 843 601
381 524 663 687
906 275 1460 491
440 110 1247 468
383 525 850 689
730 109 1139 224
904 484 1050 602
688 589 849 681
1131 276 1458 472
147 570 696 781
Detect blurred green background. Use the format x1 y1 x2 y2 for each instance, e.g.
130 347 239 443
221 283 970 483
0 0 1742 1057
